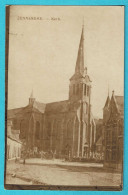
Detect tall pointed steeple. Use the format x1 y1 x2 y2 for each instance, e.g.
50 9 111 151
30 89 34 99
104 86 110 109
75 25 86 76
104 95 110 108
69 23 92 158
29 89 35 105
69 23 91 103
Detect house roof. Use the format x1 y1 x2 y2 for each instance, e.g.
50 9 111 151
7 135 22 144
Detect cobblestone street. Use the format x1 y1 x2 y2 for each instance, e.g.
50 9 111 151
5 159 122 187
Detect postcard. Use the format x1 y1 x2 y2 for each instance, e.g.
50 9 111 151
5 5 124 190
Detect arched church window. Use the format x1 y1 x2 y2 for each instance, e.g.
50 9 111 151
35 121 40 140
75 85 77 95
86 103 88 114
20 120 26 139
52 120 56 137
87 86 90 96
67 120 72 139
72 84 75 95
84 84 86 96
56 121 61 140
77 84 79 95
47 122 51 138
85 123 87 139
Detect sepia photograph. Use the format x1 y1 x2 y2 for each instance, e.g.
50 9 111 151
5 5 124 190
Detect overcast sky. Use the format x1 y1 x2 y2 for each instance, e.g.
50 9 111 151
8 6 124 118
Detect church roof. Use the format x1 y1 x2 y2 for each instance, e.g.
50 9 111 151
45 100 69 113
94 118 103 125
96 136 102 146
7 107 25 119
70 25 89 81
104 95 110 108
70 73 91 82
7 102 46 118
33 101 46 113
75 26 85 76
30 89 34 98
7 100 70 117
115 96 124 116
70 72 84 80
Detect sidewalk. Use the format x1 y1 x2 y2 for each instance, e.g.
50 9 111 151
20 158 103 168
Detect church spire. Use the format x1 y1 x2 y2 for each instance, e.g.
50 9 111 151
30 89 34 98
69 23 91 103
104 87 110 108
29 89 35 105
75 25 86 76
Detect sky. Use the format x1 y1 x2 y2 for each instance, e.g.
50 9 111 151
8 6 124 118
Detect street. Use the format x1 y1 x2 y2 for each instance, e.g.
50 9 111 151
5 159 122 187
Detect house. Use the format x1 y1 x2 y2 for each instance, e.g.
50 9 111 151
6 120 22 160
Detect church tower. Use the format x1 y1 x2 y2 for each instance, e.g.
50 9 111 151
69 25 91 105
69 25 92 157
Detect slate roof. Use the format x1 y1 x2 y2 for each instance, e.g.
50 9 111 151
7 99 70 118
94 118 103 125
70 73 91 82
33 101 46 113
115 96 124 116
75 26 84 76
70 72 84 80
45 100 69 113
96 136 102 146
7 107 25 119
104 96 110 108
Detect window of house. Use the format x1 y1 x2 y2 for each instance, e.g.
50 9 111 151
112 149 117 161
13 119 17 128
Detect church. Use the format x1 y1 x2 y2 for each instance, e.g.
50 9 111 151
7 26 96 159
103 91 124 169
